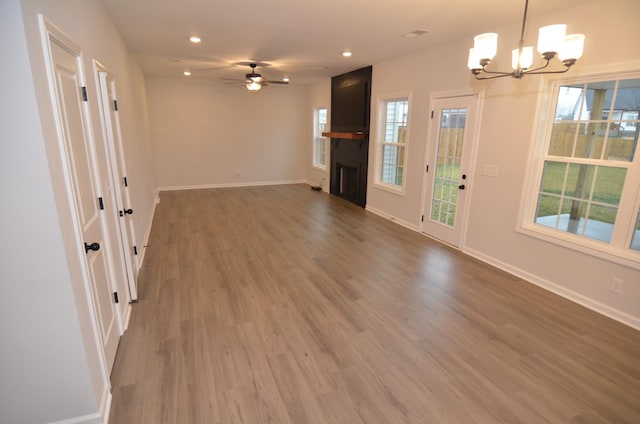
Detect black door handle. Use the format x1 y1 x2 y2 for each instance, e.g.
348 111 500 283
458 184 465 190
124 208 134 215
84 242 100 253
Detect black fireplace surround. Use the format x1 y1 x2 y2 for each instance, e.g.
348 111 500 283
329 66 372 208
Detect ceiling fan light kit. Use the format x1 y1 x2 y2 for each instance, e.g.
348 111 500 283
232 63 288 92
467 0 585 80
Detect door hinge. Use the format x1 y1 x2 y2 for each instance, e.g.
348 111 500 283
426 165 429 173
98 197 104 210
113 100 118 111
123 176 128 187
81 86 88 102
421 215 424 222
113 291 119 304
431 110 434 119
133 246 138 255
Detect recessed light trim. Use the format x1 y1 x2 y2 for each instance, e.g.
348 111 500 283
189 36 202 44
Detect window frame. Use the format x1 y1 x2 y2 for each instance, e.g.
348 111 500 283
374 93 412 194
312 106 328 170
518 70 640 270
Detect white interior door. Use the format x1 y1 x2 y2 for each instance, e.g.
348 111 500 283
48 38 119 372
97 71 139 301
422 94 481 247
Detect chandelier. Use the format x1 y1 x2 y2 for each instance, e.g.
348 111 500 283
467 0 585 80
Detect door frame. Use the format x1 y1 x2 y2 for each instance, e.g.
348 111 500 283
420 88 484 248
39 16 114 386
93 61 139 303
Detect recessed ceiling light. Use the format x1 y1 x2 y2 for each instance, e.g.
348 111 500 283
283 77 290 82
189 36 201 43
183 71 191 76
402 29 430 39
342 51 352 57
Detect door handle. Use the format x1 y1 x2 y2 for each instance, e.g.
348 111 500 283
124 208 134 215
458 184 465 190
84 242 100 253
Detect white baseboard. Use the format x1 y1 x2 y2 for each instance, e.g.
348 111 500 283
463 246 640 331
100 388 112 424
137 193 158 270
49 414 102 424
122 302 132 331
158 179 307 192
365 205 419 232
48 381 111 423
49 386 112 424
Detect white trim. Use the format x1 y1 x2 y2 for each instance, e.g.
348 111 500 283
419 89 484 247
372 180 406 196
99 383 112 424
38 12 111 397
122 302 132 330
372 92 413 194
463 246 640 331
365 205 419 232
517 67 640 270
158 179 307 191
48 385 110 423
136 193 159 270
516 225 640 271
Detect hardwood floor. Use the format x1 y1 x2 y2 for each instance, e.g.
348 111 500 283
109 184 640 423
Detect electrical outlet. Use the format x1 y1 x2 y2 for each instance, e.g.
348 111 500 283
610 278 624 294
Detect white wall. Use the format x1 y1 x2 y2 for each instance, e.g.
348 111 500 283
0 2 99 422
147 77 307 190
306 78 332 191
0 0 158 422
364 0 640 327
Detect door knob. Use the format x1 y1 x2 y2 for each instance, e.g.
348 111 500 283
84 242 100 253
124 208 134 215
458 184 465 190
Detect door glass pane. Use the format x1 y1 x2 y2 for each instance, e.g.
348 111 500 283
430 108 467 227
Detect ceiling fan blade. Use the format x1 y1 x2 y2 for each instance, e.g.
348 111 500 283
264 80 289 85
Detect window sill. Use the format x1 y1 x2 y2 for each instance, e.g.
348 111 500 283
311 165 327 171
517 224 640 271
372 181 405 196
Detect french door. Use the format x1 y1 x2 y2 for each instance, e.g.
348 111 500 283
422 93 481 247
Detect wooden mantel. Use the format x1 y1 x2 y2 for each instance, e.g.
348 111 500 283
322 131 367 140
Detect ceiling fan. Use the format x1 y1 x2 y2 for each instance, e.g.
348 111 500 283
222 63 289 92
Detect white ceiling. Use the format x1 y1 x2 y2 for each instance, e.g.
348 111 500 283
100 0 592 85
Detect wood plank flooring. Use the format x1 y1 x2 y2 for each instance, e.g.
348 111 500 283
109 184 640 423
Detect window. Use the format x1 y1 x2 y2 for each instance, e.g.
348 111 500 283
377 97 410 190
313 107 328 169
524 74 640 263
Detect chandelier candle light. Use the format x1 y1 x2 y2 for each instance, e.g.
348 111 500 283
468 0 585 80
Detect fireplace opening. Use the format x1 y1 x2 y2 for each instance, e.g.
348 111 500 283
337 163 359 200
